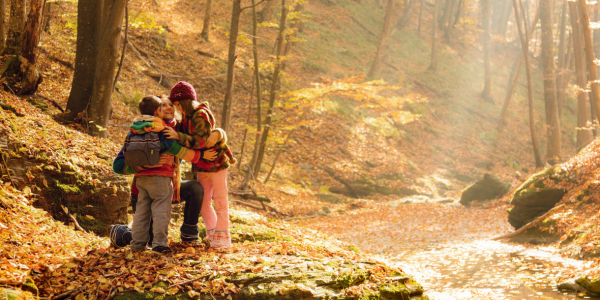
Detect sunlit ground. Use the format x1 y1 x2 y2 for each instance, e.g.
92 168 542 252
299 200 596 299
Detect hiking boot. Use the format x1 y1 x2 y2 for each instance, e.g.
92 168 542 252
152 246 172 255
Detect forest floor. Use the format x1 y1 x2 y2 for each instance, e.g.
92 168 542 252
2 0 598 298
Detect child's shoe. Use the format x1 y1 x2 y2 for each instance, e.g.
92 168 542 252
152 246 172 255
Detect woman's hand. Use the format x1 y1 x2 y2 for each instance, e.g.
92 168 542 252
163 127 180 140
205 131 221 148
203 149 218 161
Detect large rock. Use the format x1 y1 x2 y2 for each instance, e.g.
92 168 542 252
507 167 567 229
459 174 511 205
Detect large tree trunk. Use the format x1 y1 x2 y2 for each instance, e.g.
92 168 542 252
417 0 424 34
221 0 242 132
367 0 395 79
200 0 212 41
494 0 513 36
481 0 492 102
4 0 25 55
87 0 127 137
254 0 287 179
513 0 543 167
570 1 593 148
242 0 263 189
539 0 561 164
429 0 440 71
556 0 567 105
66 0 104 119
577 0 600 123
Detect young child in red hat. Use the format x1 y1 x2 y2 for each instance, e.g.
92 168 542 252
164 81 236 248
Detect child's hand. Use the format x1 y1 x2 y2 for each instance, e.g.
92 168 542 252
163 127 180 140
143 155 170 168
203 149 217 161
205 131 221 148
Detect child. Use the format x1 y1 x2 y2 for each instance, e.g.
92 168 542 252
166 81 236 248
113 96 211 254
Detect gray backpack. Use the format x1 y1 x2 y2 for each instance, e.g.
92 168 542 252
123 132 161 166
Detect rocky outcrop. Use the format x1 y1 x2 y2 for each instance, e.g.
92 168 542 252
507 167 566 229
459 174 511 205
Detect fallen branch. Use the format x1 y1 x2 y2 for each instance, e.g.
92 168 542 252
324 167 359 198
492 204 566 240
283 216 316 221
32 94 65 112
229 191 271 202
169 274 211 289
232 200 263 210
263 203 289 216
68 213 86 232
52 286 86 300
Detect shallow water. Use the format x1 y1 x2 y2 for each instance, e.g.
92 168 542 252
300 202 597 299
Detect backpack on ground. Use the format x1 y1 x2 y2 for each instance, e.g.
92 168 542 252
123 132 161 166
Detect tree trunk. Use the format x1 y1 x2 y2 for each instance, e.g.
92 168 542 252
569 1 593 148
367 0 395 79
254 0 287 179
577 0 600 123
429 0 440 71
87 0 127 137
21 0 42 64
494 0 513 36
0 0 6 53
200 0 212 41
66 0 104 119
514 0 543 167
481 0 492 102
4 0 26 55
397 0 416 30
260 0 275 22
417 0 424 34
221 0 242 132
112 5 128 93
42 1 52 33
539 0 561 164
556 0 567 100
242 0 263 189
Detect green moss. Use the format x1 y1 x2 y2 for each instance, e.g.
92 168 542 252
514 167 558 195
22 277 39 297
577 277 600 294
334 271 368 288
112 282 190 300
348 244 361 253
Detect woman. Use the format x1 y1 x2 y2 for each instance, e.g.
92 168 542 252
110 96 218 248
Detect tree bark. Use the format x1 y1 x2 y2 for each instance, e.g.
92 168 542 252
429 0 440 71
221 0 242 132
4 0 26 55
569 1 593 148
481 0 492 102
577 0 600 123
539 0 561 164
200 0 212 41
367 0 395 79
514 0 543 167
42 1 52 33
254 0 287 179
417 0 424 34
556 0 567 107
264 129 294 184
87 0 127 137
66 0 104 119
494 0 513 36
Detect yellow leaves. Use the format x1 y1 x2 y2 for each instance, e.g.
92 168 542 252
85 215 94 220
185 247 195 254
187 290 200 298
150 287 165 294
42 179 48 188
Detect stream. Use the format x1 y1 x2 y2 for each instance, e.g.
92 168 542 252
299 201 596 300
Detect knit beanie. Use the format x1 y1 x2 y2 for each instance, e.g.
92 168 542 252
170 81 196 102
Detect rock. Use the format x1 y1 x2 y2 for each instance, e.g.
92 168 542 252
459 174 511 205
506 167 567 229
557 278 584 292
322 206 331 214
315 193 345 204
453 173 475 183
577 277 600 295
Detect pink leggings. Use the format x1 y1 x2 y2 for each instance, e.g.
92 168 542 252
197 169 230 248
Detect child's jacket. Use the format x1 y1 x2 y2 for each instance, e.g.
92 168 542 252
177 102 236 172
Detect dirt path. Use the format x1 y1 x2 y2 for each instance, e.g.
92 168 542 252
298 201 595 299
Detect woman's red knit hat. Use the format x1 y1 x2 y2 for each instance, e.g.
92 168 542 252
170 81 196 102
